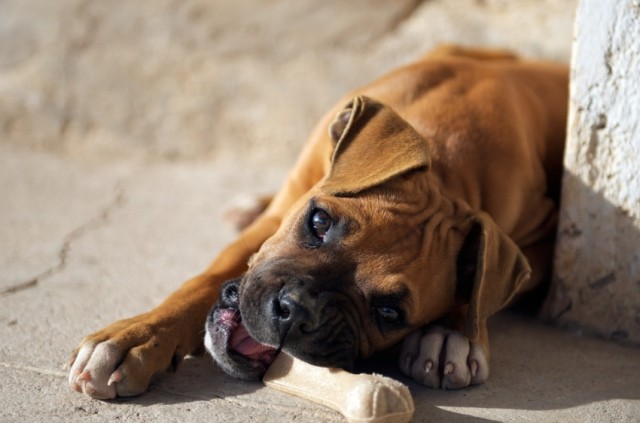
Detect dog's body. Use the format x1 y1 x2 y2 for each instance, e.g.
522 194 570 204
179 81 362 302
69 46 568 398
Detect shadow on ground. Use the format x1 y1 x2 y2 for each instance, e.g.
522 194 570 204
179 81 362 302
115 312 639 422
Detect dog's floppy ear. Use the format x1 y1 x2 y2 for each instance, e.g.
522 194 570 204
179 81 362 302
322 96 430 196
457 212 532 341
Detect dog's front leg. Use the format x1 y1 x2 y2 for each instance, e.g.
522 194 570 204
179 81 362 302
66 216 281 399
398 316 490 390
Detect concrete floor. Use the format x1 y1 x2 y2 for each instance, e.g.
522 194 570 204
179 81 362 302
1 1 638 421
1 146 639 422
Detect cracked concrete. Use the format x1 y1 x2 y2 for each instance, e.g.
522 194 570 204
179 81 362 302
0 146 137 293
1 0 638 422
1 175 128 296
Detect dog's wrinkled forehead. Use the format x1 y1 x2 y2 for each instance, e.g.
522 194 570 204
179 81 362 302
322 96 431 197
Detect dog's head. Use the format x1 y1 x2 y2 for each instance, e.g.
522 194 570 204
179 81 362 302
205 97 531 379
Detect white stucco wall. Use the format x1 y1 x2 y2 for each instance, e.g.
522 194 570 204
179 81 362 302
542 0 640 344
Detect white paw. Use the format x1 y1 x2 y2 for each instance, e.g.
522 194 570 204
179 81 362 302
398 326 489 389
68 318 180 399
68 342 119 399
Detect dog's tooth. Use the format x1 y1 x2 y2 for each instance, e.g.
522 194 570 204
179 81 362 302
470 360 478 377
403 353 413 372
444 363 454 375
423 360 433 374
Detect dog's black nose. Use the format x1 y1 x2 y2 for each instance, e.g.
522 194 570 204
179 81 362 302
272 295 293 320
271 288 314 339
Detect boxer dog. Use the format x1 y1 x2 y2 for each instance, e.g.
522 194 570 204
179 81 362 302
68 45 568 398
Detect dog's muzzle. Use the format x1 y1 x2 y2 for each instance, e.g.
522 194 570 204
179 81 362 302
205 269 361 379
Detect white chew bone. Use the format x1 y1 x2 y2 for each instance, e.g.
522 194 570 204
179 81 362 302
263 353 414 423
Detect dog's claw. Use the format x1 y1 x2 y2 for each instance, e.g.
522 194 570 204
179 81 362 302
108 370 123 386
68 369 79 385
424 359 433 374
77 370 91 382
444 362 454 375
470 360 478 377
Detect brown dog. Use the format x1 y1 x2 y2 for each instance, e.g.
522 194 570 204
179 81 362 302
68 45 568 398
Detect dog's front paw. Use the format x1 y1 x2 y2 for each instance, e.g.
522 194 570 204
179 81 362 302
67 315 182 399
398 326 488 389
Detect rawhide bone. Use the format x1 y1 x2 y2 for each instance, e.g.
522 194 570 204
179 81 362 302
263 353 414 423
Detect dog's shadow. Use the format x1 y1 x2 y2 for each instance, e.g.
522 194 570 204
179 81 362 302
116 355 263 404
115 311 638 422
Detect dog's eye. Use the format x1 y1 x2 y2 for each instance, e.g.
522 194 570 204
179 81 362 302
310 209 332 240
375 306 402 324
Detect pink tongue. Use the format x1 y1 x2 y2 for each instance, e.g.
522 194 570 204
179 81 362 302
230 323 276 360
